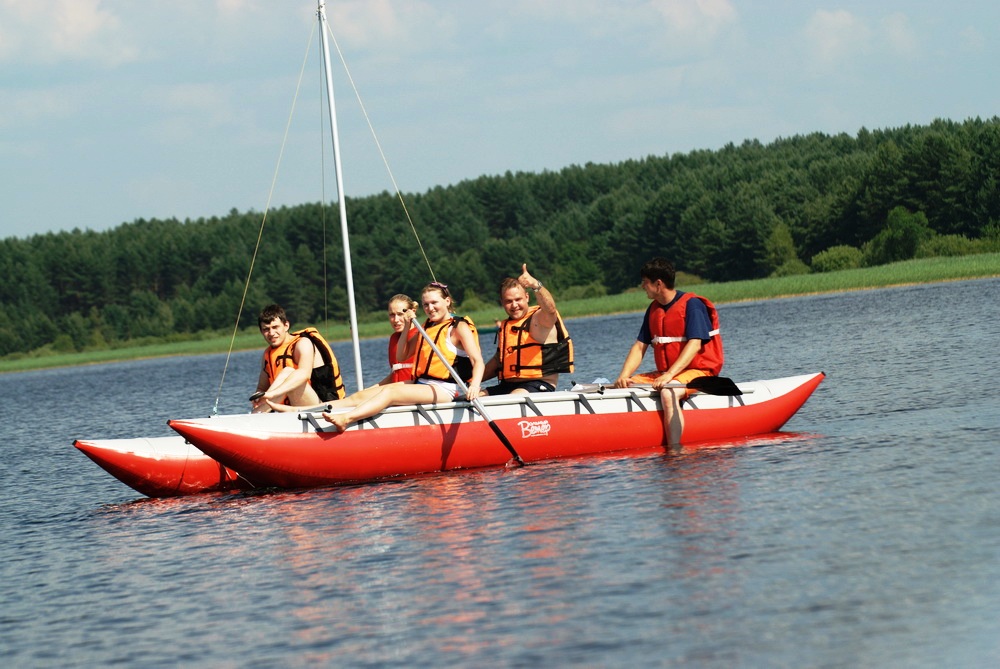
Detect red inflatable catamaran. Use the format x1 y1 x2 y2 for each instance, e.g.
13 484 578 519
76 372 824 497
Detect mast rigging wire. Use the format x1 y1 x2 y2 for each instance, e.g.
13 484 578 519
211 15 437 414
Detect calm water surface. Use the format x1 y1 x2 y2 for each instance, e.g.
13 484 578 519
2 278 999 667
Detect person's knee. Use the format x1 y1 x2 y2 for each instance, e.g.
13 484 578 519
293 386 320 405
660 387 684 405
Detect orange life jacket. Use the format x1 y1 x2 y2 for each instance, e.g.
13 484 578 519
262 327 345 401
497 305 574 380
413 316 477 383
648 293 724 375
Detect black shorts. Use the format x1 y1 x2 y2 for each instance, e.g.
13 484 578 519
484 379 556 396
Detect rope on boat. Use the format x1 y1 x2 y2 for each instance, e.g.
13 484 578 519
322 20 438 283
211 14 440 415
210 24 319 416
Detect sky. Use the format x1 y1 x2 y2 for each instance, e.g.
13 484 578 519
2 0 999 240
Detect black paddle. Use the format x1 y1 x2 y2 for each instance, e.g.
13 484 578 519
410 319 525 467
571 375 743 396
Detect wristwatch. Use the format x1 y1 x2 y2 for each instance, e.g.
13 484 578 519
532 281 543 291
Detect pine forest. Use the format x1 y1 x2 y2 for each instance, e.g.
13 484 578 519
3 117 1000 358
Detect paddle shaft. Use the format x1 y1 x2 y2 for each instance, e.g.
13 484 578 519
409 319 525 466
573 375 743 396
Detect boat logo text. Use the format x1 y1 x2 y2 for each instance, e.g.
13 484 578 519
518 419 552 438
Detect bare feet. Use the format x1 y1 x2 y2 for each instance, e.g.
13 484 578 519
322 412 351 432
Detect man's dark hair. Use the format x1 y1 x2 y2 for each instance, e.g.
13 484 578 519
258 304 289 328
498 277 526 302
639 258 676 289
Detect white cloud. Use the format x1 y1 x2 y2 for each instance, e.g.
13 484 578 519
327 0 457 53
804 9 872 68
0 0 138 65
959 26 987 54
215 0 253 12
505 0 737 49
145 83 238 132
505 0 613 25
0 87 74 130
802 9 928 74
881 12 918 59
650 0 737 37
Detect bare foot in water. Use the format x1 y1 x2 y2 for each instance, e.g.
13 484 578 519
322 412 351 432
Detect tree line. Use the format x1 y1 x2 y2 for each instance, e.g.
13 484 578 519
3 117 999 358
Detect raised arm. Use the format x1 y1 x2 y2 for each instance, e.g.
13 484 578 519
518 263 557 329
397 309 420 361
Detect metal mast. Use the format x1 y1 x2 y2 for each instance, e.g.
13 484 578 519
317 0 364 390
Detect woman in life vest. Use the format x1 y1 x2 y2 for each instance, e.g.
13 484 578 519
322 282 485 432
267 295 419 413
613 258 724 446
382 294 419 384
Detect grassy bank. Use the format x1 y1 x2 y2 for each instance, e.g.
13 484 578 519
4 253 998 374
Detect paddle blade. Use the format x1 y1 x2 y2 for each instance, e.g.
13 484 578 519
687 376 742 396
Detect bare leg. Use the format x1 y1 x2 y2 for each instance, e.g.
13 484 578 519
660 387 686 446
251 367 299 413
268 381 411 413
261 367 320 408
323 382 451 432
325 382 404 410
285 382 320 407
266 400 321 413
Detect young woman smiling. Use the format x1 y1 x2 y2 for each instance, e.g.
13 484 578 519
322 282 484 432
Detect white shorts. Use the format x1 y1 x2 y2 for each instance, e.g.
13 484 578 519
416 377 461 399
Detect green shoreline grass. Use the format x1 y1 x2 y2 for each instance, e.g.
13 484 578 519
5 253 998 374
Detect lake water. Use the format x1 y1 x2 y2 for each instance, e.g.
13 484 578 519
2 278 999 667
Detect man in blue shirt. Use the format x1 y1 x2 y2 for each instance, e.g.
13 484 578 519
613 258 724 446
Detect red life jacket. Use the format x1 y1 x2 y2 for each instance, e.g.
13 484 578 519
648 293 724 375
388 330 417 383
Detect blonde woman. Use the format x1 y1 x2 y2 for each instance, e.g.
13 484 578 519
323 282 484 431
381 293 418 384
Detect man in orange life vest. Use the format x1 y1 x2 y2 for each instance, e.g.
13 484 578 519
251 304 345 412
613 258 724 446
482 264 574 395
